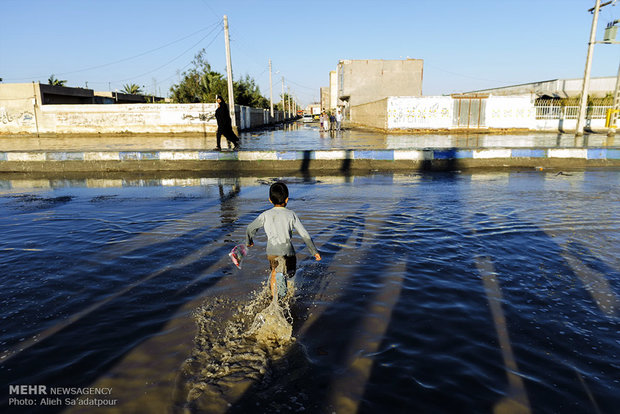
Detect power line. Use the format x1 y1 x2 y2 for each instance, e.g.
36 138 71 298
199 0 221 20
114 24 224 82
283 77 317 91
114 25 223 83
126 27 224 88
4 20 221 81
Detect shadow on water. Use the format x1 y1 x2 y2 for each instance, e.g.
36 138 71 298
230 196 438 412
3 171 618 413
355 175 618 413
295 204 369 294
461 208 619 413
221 205 370 413
0 184 256 413
227 171 618 413
341 149 353 176
299 149 354 181
421 148 459 172
219 178 241 223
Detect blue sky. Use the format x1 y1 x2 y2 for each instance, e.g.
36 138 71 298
1 0 618 105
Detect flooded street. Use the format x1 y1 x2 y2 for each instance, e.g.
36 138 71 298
1 166 619 413
0 121 617 152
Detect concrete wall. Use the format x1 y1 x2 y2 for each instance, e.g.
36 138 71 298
338 59 424 107
351 98 388 129
235 106 280 130
1 148 618 174
534 118 608 131
0 84 40 134
387 96 452 129
0 102 219 134
1 97 286 135
380 95 557 131
486 96 536 129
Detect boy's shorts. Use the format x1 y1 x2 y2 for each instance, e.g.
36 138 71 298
268 255 297 278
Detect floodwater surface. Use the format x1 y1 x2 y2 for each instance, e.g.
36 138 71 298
1 170 619 413
1 121 617 152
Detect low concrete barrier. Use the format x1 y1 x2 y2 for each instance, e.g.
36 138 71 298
1 148 618 173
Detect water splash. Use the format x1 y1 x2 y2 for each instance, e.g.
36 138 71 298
248 295 293 348
176 279 297 413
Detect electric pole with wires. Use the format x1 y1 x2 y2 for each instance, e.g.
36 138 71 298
223 15 236 127
576 0 618 136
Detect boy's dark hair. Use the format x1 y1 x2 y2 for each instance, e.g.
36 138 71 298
269 182 289 205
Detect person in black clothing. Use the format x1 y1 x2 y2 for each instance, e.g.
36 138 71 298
214 95 240 151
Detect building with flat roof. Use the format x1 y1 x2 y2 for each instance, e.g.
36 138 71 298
463 76 617 99
0 83 96 105
320 87 330 112
0 82 163 106
329 70 338 112
336 59 424 109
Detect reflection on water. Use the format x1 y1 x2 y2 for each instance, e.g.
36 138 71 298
1 170 619 413
0 121 616 152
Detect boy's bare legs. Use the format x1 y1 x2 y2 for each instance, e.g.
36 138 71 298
269 268 278 301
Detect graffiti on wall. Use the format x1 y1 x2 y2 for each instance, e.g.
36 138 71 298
386 96 536 129
486 97 535 129
0 107 35 125
55 112 146 126
182 110 216 123
387 97 452 129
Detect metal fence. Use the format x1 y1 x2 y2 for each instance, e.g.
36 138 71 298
535 100 611 120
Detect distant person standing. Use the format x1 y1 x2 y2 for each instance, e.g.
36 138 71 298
215 95 240 151
321 111 330 132
335 109 343 131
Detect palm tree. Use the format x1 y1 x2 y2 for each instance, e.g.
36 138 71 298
122 83 143 95
48 74 67 86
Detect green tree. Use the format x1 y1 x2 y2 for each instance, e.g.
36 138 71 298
170 48 270 107
275 93 297 111
122 83 143 94
170 49 227 103
48 74 67 86
233 75 269 109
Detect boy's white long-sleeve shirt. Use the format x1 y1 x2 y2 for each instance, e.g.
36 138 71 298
246 207 318 257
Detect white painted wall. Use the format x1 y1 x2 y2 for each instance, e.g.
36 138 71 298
42 103 219 134
386 95 541 130
387 96 452 129
485 96 536 129
0 102 219 134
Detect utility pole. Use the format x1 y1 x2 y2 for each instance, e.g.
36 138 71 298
269 59 274 118
610 61 620 134
288 86 291 118
281 76 286 119
576 0 602 136
223 15 236 127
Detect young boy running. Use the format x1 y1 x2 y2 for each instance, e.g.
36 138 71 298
246 182 321 300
